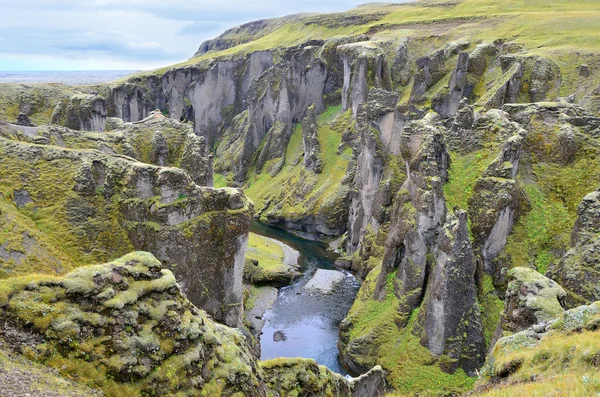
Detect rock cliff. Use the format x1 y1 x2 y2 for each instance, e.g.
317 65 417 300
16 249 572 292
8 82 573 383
0 136 249 326
0 253 386 397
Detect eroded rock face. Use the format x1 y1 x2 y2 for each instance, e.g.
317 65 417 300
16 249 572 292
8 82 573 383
346 106 386 255
417 210 485 374
374 114 449 315
502 267 566 333
302 104 323 173
109 52 274 148
551 189 600 307
341 113 486 377
0 252 265 396
468 113 528 290
0 137 250 326
51 94 108 132
0 111 214 187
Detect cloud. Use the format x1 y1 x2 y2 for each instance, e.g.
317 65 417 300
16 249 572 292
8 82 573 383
177 21 228 36
0 0 372 70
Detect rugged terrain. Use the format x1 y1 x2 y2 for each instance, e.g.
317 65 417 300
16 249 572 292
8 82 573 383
1 0 600 395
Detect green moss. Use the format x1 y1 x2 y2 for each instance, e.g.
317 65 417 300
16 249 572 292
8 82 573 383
444 149 498 211
244 107 352 224
343 265 476 395
213 173 229 188
104 270 177 309
481 275 503 348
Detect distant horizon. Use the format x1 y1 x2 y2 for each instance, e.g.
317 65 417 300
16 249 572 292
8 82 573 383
0 70 140 85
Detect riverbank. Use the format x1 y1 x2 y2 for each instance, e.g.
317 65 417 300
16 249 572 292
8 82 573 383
249 221 359 374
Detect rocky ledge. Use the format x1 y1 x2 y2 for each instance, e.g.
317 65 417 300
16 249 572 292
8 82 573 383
0 252 386 397
0 136 250 326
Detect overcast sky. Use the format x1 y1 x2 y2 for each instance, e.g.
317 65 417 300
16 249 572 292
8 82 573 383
0 0 370 71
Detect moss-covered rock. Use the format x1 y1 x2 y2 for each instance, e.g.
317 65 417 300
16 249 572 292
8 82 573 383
502 267 566 333
51 94 107 132
477 301 600 396
551 189 600 307
0 137 251 326
261 358 385 397
0 110 213 186
0 252 265 396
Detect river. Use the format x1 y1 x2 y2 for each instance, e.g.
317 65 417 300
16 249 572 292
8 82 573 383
250 221 360 374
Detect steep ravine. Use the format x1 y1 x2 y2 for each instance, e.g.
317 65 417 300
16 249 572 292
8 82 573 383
250 221 359 374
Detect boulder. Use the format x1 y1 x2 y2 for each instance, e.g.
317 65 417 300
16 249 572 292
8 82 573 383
502 267 566 333
304 269 347 294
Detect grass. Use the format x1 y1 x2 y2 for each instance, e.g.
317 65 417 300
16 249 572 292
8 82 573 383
472 371 600 397
481 275 504 347
213 172 229 188
503 184 572 272
476 328 600 397
444 148 498 211
0 347 107 396
244 105 353 222
344 265 477 396
245 233 286 271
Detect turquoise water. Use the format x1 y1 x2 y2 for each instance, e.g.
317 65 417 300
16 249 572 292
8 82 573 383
251 221 359 374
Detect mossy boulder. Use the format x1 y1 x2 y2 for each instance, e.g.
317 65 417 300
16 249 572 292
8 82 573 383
261 358 385 397
0 252 265 396
502 267 566 333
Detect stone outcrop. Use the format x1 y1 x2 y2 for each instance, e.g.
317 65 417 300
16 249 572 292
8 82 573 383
302 104 323 173
468 113 527 290
0 137 249 326
51 94 107 132
374 114 449 314
345 106 386 255
341 113 485 377
417 210 485 374
338 41 389 117
0 111 214 187
15 113 34 127
110 51 274 149
0 253 386 396
502 267 566 333
479 300 600 392
551 189 600 307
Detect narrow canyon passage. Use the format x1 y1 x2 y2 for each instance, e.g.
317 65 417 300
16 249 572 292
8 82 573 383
250 221 359 374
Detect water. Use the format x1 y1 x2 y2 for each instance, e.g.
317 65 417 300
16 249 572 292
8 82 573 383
251 221 360 374
0 70 137 85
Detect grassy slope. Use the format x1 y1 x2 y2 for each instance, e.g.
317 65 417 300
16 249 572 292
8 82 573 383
246 232 286 271
127 0 600 84
0 346 102 396
244 105 352 222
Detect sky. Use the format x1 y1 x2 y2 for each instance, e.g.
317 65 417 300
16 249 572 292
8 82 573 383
0 0 370 71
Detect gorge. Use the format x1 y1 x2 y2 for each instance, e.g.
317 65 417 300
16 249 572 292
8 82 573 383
1 0 600 396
